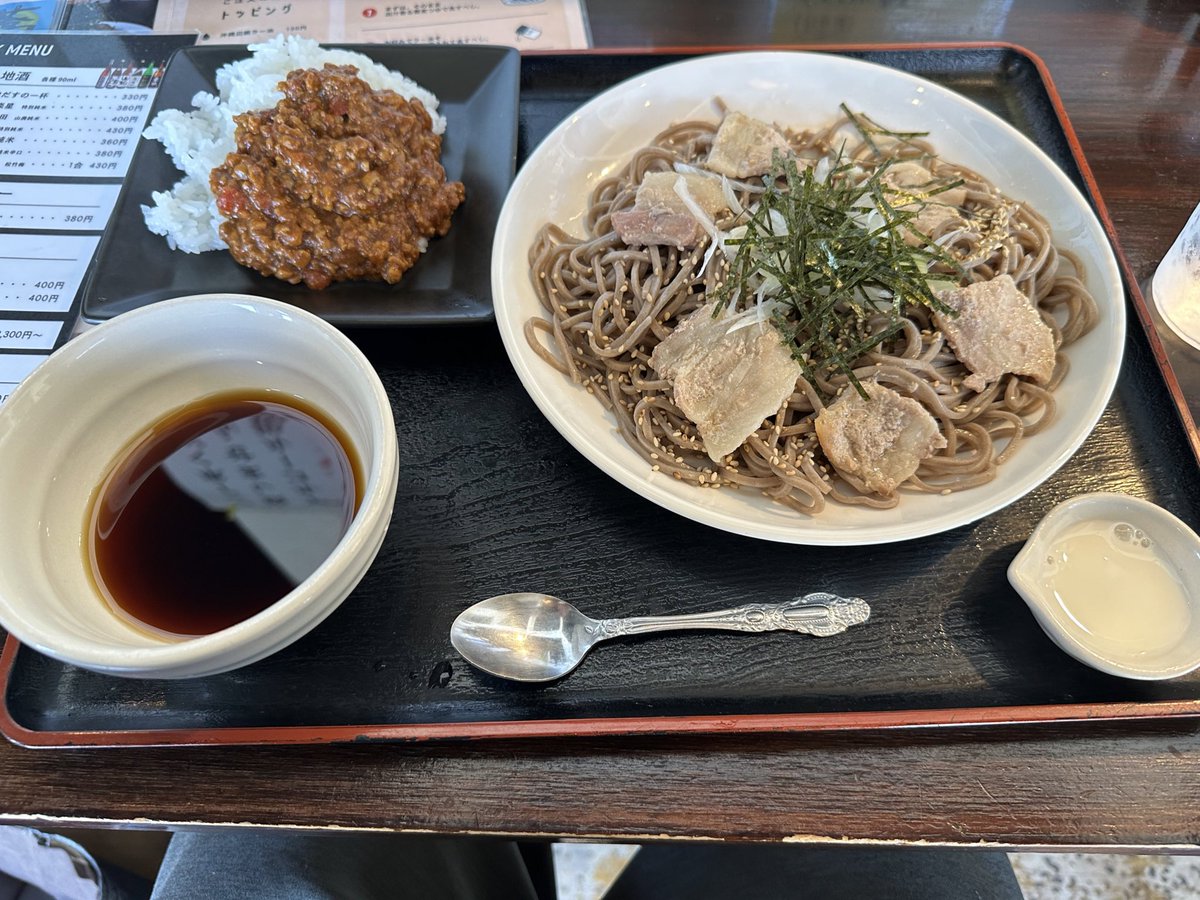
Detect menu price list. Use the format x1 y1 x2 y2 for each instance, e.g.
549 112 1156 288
0 182 120 230
0 32 197 408
0 321 57 352
0 66 154 179
150 0 591 49
0 234 99 313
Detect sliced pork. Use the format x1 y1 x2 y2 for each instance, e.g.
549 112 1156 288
880 161 968 208
814 381 947 495
610 171 727 249
705 111 792 179
934 274 1056 392
651 302 802 462
879 161 968 247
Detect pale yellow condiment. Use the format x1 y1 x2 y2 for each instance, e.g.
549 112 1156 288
1040 519 1193 657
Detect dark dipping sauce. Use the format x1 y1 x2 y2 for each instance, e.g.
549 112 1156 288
86 391 363 638
210 64 465 290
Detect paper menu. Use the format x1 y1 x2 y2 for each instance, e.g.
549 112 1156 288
152 0 591 50
342 0 590 48
0 181 120 230
0 233 98 314
0 31 196 408
0 66 159 178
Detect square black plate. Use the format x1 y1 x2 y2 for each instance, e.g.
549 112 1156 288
81 44 520 326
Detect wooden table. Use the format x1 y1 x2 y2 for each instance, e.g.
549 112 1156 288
2 0 1199 850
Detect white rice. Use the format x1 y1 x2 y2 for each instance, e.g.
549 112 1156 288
141 35 447 254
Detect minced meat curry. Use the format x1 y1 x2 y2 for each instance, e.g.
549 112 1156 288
210 64 464 290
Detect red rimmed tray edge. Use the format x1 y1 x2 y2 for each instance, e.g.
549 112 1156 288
4 632 1200 747
4 40 1198 749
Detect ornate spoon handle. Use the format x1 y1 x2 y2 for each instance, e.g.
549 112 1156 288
587 592 870 641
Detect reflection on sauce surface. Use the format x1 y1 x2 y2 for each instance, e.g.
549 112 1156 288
1040 519 1193 658
86 391 361 638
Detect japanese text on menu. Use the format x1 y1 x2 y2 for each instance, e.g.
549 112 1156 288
0 34 197 407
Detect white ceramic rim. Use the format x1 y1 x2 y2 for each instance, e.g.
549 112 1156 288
0 293 397 671
491 50 1126 546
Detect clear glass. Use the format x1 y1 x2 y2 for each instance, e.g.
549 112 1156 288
1152 201 1200 351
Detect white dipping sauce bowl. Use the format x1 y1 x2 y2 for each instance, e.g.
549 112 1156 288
0 294 398 679
1009 492 1200 680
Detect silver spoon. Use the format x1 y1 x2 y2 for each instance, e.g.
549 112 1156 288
450 591 871 682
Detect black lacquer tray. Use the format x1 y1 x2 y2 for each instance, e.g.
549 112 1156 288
5 44 1199 747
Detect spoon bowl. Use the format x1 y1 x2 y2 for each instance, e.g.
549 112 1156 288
450 592 601 682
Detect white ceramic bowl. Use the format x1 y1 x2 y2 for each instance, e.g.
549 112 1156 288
0 294 398 678
1009 492 1200 680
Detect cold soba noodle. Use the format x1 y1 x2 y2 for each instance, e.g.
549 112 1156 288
525 106 1098 515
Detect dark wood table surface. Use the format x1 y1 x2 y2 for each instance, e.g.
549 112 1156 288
3 0 1200 850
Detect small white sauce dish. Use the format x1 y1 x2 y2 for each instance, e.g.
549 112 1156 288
1009 492 1200 680
0 294 398 679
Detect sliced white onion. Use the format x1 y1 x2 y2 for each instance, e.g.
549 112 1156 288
674 175 724 246
724 298 782 335
720 176 745 218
